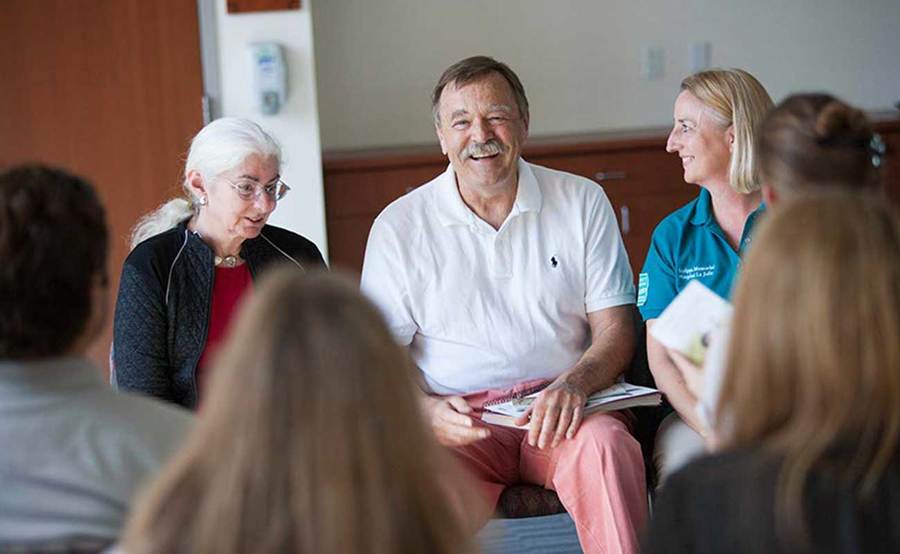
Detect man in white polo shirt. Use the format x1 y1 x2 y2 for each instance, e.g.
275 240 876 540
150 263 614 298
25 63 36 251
361 56 646 554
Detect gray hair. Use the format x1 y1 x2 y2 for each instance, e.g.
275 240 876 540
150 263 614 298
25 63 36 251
130 117 282 249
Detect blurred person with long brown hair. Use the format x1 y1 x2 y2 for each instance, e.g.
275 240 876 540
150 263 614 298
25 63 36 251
645 193 900 552
120 269 477 554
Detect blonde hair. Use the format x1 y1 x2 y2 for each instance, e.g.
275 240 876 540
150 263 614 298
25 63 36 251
122 270 477 554
680 69 773 194
129 117 282 249
719 193 900 545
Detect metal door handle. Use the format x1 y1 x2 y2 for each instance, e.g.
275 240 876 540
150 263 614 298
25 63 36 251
594 170 627 182
620 205 631 235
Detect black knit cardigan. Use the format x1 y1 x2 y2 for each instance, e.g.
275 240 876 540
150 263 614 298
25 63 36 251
112 222 325 409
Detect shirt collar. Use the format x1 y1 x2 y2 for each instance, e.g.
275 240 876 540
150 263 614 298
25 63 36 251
689 188 766 227
435 158 543 227
514 159 543 214
689 189 714 226
0 357 104 398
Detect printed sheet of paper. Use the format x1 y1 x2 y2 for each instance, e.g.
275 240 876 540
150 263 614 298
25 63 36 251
650 280 733 365
484 383 661 419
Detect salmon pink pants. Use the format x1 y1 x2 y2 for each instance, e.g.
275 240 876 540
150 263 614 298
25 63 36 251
452 380 648 554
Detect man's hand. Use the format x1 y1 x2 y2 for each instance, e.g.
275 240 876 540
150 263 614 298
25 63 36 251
516 379 587 450
514 306 635 450
422 395 491 447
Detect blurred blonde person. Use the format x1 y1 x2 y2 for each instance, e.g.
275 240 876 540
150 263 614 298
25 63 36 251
122 270 478 554
645 194 900 552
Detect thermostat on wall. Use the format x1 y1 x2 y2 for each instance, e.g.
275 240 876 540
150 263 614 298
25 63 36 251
250 42 287 115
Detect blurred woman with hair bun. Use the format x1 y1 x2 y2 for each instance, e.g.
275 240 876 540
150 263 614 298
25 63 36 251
758 92 886 204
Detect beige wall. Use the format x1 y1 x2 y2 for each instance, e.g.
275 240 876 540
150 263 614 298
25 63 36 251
215 0 328 257
312 0 900 150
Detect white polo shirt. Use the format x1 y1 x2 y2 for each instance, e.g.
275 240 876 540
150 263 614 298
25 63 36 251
361 159 635 395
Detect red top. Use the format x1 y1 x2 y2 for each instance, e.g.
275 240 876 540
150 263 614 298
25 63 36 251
196 264 253 403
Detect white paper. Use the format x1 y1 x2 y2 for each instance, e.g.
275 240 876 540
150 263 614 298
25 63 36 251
650 280 733 365
484 383 661 418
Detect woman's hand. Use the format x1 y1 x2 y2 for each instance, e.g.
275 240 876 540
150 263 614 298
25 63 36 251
667 348 704 400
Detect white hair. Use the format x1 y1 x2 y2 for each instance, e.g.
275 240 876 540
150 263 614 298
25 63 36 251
130 117 283 249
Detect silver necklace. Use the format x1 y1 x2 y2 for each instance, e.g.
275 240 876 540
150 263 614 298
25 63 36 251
214 254 239 268
191 230 240 268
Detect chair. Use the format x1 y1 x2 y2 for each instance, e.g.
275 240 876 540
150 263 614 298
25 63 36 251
496 484 566 518
0 539 113 554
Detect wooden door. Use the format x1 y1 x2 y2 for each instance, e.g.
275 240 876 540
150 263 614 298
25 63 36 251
0 0 206 368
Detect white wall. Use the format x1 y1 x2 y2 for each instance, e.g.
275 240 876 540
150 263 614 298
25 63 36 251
312 0 900 150
214 0 328 258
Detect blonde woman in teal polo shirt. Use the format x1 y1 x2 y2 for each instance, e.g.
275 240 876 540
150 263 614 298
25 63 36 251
638 69 772 482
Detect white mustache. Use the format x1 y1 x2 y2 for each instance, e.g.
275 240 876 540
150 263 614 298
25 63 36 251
464 140 504 159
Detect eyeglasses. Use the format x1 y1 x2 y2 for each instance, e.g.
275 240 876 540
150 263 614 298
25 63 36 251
224 177 291 202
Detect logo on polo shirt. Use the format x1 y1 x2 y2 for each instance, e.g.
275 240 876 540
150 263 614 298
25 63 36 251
678 265 716 280
550 256 558 268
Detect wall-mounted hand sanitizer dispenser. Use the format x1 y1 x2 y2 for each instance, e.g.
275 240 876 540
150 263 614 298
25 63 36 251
250 42 287 115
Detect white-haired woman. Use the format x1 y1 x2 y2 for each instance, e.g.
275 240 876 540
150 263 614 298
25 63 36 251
112 118 325 409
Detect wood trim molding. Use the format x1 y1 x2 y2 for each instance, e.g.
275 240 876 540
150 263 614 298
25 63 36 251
227 0 300 14
323 127 671 172
323 113 900 172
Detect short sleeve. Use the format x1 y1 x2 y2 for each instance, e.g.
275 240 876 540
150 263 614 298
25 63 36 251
637 223 678 320
584 188 635 312
360 215 418 345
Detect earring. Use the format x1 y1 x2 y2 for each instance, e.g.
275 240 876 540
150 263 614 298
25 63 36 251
198 196 208 206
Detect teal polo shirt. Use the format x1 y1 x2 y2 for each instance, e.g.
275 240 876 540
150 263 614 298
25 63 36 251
637 189 765 320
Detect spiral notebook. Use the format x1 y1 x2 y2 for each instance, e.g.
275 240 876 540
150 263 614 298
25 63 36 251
481 382 661 428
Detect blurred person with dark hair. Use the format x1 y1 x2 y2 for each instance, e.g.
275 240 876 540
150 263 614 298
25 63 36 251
644 194 900 553
0 166 191 550
122 270 478 554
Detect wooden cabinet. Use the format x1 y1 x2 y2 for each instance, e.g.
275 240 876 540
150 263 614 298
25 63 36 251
323 129 690 278
323 114 900 279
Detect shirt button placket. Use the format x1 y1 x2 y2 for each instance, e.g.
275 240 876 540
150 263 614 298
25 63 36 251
492 230 512 279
